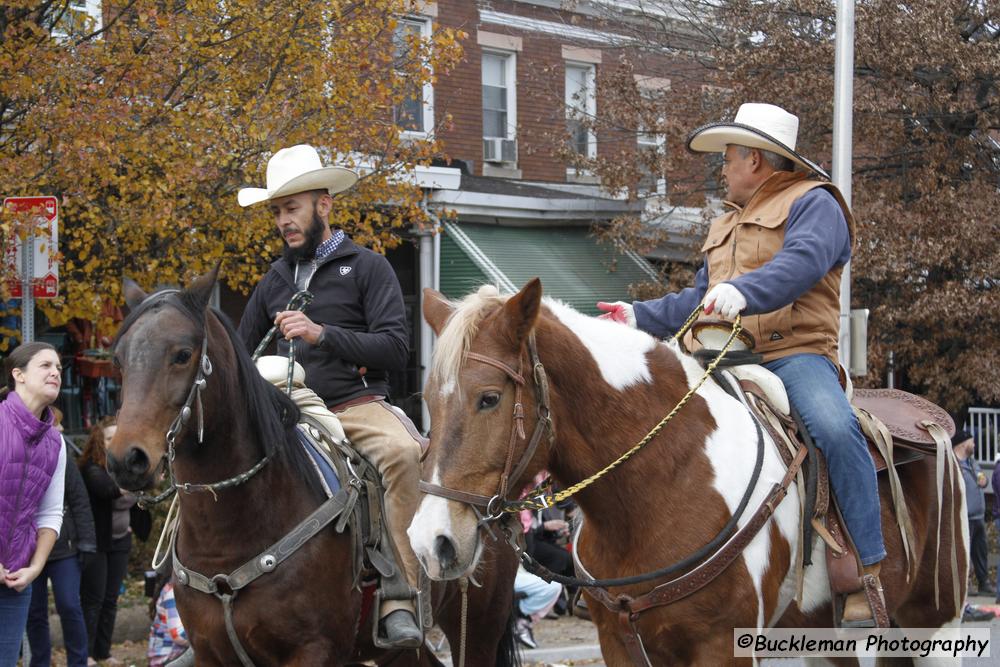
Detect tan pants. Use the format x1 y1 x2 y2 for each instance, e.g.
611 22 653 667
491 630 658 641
335 400 422 618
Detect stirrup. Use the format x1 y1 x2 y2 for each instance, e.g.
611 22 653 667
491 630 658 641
839 572 888 628
372 589 425 649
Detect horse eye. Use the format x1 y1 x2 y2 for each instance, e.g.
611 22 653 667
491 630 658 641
173 349 193 365
477 392 501 411
112 356 121 369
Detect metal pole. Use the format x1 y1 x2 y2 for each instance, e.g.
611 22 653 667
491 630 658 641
833 0 855 372
20 229 34 344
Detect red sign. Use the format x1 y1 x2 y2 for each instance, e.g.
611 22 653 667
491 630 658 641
3 196 59 298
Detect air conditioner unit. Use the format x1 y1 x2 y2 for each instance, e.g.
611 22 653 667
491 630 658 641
483 138 517 164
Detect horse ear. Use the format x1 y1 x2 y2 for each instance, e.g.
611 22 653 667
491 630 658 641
422 288 454 336
499 278 542 347
186 263 222 311
123 278 148 310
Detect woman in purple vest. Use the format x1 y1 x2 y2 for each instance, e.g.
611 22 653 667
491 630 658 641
0 342 66 666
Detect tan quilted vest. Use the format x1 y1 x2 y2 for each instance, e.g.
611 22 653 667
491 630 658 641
698 171 855 363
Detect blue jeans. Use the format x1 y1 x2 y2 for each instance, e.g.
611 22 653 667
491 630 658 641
0 584 32 667
27 555 89 667
764 353 886 565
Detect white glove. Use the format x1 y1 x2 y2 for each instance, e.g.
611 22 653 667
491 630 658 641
703 283 746 321
596 301 636 327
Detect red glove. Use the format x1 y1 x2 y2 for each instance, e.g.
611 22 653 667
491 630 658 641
596 301 636 327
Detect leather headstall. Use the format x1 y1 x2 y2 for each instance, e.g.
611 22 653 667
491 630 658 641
419 332 554 524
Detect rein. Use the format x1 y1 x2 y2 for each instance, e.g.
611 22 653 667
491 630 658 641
420 306 743 520
420 305 807 665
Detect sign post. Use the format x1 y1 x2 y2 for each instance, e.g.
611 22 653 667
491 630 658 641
3 196 59 344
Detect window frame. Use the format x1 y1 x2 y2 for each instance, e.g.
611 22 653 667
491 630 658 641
481 49 517 142
393 15 435 139
565 61 597 163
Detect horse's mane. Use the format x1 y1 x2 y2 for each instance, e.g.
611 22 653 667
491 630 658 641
432 285 683 395
431 285 509 389
118 289 323 500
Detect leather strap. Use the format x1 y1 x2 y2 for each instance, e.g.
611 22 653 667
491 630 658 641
175 488 351 595
862 572 890 628
618 609 652 667
327 394 385 414
630 444 807 613
587 443 808 666
173 488 352 666
420 333 554 517
417 480 493 507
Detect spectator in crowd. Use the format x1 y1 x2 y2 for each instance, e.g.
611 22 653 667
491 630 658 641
993 456 1000 604
0 343 65 666
26 407 96 667
147 578 191 666
512 565 563 650
953 430 990 596
79 416 151 667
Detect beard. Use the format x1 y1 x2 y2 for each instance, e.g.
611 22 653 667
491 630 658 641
282 206 327 264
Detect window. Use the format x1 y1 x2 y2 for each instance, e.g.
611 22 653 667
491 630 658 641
565 63 596 159
635 77 670 197
700 85 732 198
393 17 434 136
637 127 666 196
481 51 517 164
52 0 102 38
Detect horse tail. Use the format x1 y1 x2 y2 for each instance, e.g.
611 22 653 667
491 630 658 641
495 606 522 667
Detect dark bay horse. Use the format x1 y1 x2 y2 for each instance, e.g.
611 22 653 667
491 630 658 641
410 279 967 666
108 269 519 667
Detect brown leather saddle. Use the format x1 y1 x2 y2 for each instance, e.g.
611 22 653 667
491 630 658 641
851 387 955 454
739 381 955 626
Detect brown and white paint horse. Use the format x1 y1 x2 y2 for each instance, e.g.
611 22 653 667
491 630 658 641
409 279 968 666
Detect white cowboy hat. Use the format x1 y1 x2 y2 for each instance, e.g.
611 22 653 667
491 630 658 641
237 144 359 207
686 103 829 180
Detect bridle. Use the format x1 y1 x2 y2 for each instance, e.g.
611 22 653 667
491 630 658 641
121 292 273 507
417 310 809 666
418 332 555 524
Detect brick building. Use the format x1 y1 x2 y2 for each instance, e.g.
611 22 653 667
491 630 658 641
378 0 709 425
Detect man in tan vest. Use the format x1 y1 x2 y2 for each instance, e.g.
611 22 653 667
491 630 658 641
598 103 885 626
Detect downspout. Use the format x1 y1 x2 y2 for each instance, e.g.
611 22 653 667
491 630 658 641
418 193 442 433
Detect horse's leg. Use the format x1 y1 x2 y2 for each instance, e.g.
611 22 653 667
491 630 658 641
435 542 519 667
875 657 916 667
283 644 340 667
803 659 860 667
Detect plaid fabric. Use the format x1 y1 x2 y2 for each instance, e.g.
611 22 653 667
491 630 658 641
314 229 345 261
147 583 189 666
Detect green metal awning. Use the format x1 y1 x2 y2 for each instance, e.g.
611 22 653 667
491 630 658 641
440 222 659 315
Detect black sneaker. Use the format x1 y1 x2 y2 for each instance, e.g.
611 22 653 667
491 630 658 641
962 605 995 623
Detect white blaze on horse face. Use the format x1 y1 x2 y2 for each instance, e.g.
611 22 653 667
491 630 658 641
123 315 164 372
674 349 802 625
409 470 477 580
546 300 655 390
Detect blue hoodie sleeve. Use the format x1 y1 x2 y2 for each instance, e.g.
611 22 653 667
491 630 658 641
633 264 709 338
728 188 852 315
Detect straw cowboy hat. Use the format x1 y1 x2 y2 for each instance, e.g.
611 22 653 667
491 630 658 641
237 144 359 207
686 103 830 180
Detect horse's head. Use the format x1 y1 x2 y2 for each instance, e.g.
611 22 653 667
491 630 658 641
108 268 222 490
409 279 546 580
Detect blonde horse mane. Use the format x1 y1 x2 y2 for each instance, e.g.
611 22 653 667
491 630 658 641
431 285 510 389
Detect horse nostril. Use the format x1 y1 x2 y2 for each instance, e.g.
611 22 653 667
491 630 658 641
434 535 457 570
124 447 150 476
